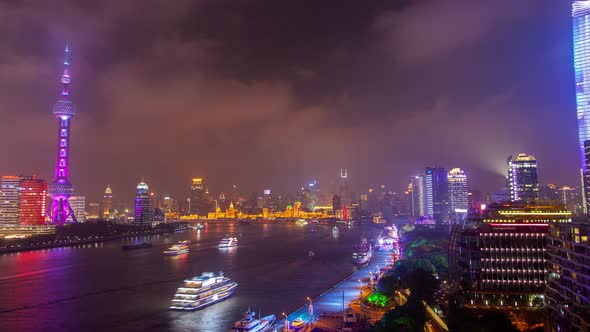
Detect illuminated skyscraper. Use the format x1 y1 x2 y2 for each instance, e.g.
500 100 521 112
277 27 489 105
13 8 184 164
338 169 351 204
47 45 78 225
0 175 47 225
424 167 450 224
508 154 539 203
573 1 590 214
189 178 211 216
134 181 151 225
101 185 113 219
408 176 426 220
447 168 468 223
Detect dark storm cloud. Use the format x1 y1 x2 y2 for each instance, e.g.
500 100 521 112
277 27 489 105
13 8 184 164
0 0 579 204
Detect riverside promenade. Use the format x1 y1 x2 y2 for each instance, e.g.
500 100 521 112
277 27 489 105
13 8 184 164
284 248 393 326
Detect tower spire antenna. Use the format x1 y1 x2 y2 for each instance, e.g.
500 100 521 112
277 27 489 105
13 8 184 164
61 43 71 99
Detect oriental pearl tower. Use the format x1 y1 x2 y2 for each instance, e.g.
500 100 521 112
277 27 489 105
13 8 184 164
47 45 78 225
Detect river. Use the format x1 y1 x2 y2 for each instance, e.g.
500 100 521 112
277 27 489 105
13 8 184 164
0 223 381 331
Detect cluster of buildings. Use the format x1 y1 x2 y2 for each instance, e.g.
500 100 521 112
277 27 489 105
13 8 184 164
407 154 585 230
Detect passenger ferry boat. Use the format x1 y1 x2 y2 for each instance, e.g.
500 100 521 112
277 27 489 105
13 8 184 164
164 241 189 256
230 309 276 332
169 272 238 311
218 237 238 248
352 238 372 265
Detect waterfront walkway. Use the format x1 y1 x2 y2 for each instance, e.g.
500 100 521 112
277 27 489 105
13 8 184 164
284 249 393 325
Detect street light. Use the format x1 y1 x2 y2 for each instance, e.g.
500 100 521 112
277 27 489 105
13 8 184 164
358 279 363 297
306 297 313 324
282 312 289 332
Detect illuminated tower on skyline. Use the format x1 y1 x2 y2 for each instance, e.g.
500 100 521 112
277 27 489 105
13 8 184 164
573 1 590 214
47 45 78 225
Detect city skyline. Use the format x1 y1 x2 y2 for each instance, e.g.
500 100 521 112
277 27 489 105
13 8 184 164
0 1 580 202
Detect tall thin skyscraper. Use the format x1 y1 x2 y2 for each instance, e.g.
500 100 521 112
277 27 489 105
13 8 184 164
573 1 590 214
135 181 150 225
508 153 539 203
408 176 426 220
338 169 351 204
101 185 113 219
447 168 468 223
424 167 450 224
47 45 78 225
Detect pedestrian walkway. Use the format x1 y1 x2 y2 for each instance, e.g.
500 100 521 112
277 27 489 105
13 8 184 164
284 249 393 324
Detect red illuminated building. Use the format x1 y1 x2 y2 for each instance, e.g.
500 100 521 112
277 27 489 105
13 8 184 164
0 175 47 225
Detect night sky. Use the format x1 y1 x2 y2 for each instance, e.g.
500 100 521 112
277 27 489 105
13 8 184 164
0 0 579 203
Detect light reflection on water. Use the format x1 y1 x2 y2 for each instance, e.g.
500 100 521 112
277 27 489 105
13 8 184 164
0 223 380 331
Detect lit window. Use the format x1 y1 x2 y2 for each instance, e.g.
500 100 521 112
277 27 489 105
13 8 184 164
60 139 67 147
61 129 67 137
61 119 68 127
60 149 66 157
59 159 65 167
58 169 65 177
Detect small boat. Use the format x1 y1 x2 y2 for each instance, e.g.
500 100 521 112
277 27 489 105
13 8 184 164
295 219 308 226
352 238 372 265
169 272 237 311
291 318 306 330
191 223 205 230
230 309 276 332
164 241 189 256
219 237 238 248
308 251 315 257
122 242 152 250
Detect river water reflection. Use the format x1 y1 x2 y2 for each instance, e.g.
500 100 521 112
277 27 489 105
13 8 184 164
0 223 380 331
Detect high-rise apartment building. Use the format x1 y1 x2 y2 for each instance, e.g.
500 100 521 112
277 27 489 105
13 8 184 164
68 196 86 223
0 175 47 225
448 168 468 224
134 181 151 225
573 1 590 214
424 167 450 224
545 222 590 331
508 154 539 203
558 186 585 216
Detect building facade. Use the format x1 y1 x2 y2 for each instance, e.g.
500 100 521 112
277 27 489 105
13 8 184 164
134 181 151 225
448 168 468 224
408 175 426 221
68 196 86 223
545 222 590 331
424 167 450 224
0 175 47 225
449 203 572 311
573 1 590 214
508 153 539 203
189 178 211 216
338 168 352 205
